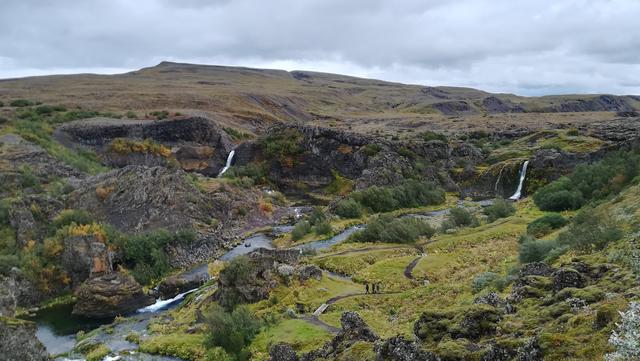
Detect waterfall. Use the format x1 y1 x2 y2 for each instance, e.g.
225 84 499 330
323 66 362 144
137 288 197 313
217 149 235 177
494 164 506 196
509 160 529 200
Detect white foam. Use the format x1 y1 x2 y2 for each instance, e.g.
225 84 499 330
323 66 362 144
137 288 197 313
217 150 235 177
509 160 529 200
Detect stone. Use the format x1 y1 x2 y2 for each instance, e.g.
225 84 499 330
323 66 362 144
0 268 41 317
297 264 322 281
157 275 202 299
519 262 555 277
270 343 299 361
552 268 586 292
338 311 379 343
474 292 515 314
277 264 295 278
73 273 154 318
375 336 440 361
0 316 48 361
61 234 113 288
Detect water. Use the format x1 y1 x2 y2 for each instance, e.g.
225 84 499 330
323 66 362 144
23 302 114 355
217 150 235 177
509 160 529 200
292 225 364 251
137 289 197 313
219 233 274 260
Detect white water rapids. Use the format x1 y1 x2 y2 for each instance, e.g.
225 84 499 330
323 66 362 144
217 149 235 177
137 288 198 313
509 160 529 200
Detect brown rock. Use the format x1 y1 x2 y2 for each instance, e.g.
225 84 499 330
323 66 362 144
73 273 153 318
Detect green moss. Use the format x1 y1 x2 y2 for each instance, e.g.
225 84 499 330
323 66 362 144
139 333 206 361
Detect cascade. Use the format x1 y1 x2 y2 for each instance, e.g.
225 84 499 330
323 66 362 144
217 149 235 177
509 160 529 200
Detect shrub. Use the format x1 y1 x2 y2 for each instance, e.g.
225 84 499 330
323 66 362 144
314 221 332 235
334 198 362 218
10 99 34 107
308 207 326 226
518 237 560 263
471 272 500 293
557 210 622 251
354 215 435 244
325 170 354 195
19 165 40 189
205 305 261 360
0 254 20 275
534 150 640 211
362 143 382 156
527 214 567 237
351 180 445 213
125 111 137 119
0 100 3 107
447 207 477 228
483 198 516 222
116 228 196 284
420 131 448 143
291 220 311 241
52 209 93 229
260 128 304 162
605 302 640 361
149 110 170 119
224 163 268 185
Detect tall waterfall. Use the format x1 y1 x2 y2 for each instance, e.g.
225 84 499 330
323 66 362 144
509 160 529 200
217 150 235 177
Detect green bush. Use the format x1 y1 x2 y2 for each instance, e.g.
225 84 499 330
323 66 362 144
334 198 363 218
125 111 137 119
314 221 332 235
10 99 34 107
150 110 170 119
291 220 311 241
116 228 196 284
205 305 261 360
362 144 382 156
527 214 567 237
534 150 640 211
353 215 435 244
260 128 304 161
448 207 478 227
483 198 516 222
217 256 258 310
52 209 93 229
518 237 560 263
350 180 445 213
556 210 622 251
420 131 448 143
471 272 500 293
224 163 268 185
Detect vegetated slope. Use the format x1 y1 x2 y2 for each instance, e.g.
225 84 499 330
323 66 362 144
1 61 638 136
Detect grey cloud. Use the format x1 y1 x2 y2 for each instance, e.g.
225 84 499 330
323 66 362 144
0 0 639 95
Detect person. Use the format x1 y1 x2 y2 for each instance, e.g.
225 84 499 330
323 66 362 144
365 283 369 294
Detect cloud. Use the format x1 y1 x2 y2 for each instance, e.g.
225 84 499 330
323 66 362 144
0 0 639 95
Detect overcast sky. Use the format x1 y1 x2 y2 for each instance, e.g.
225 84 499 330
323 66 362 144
1 0 639 96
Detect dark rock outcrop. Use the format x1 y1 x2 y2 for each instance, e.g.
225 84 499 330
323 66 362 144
0 317 48 361
0 269 41 317
519 262 556 277
73 273 154 318
482 96 525 113
270 343 299 361
474 292 514 314
375 336 440 361
432 100 476 116
61 234 113 288
297 264 322 281
552 268 586 291
157 274 203 299
55 116 234 176
302 312 378 360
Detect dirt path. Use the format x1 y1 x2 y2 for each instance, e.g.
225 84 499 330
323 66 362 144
404 256 422 280
314 245 410 260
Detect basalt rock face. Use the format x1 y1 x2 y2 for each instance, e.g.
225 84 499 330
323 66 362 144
0 317 49 361
55 116 234 176
69 165 212 235
73 273 154 318
302 312 379 361
8 194 64 246
0 134 82 196
249 125 461 192
61 234 113 288
375 336 441 361
550 95 633 113
0 269 41 317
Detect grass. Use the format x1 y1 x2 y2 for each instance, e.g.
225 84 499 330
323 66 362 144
139 333 207 361
250 319 333 359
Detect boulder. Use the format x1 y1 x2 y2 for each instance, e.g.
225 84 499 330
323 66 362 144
338 311 379 343
454 305 502 340
73 273 154 318
214 253 279 307
519 262 555 277
61 234 113 288
270 343 299 361
157 275 202 299
0 316 48 361
297 265 322 281
552 268 586 292
375 336 440 361
474 292 514 314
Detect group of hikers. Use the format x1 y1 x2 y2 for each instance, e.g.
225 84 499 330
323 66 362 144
365 282 382 294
